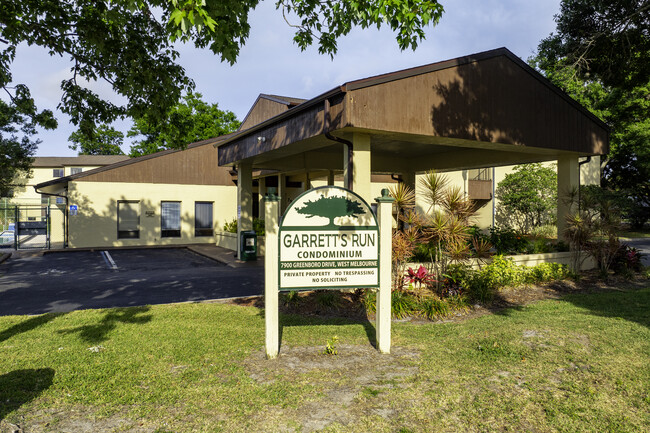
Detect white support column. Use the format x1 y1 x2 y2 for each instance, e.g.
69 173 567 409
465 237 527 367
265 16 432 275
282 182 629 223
327 170 335 186
258 177 266 221
264 189 280 359
343 132 372 204
278 173 288 215
375 188 394 354
557 155 580 241
237 162 253 260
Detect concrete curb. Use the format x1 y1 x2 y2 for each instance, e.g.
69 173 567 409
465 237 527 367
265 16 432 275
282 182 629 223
0 252 12 265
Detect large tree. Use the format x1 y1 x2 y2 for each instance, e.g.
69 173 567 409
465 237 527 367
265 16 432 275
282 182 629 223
0 85 56 197
534 0 650 228
68 124 125 155
537 0 649 90
1 0 443 186
1 0 443 141
127 92 240 156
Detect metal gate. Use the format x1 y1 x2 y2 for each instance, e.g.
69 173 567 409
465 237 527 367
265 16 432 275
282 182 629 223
0 205 51 250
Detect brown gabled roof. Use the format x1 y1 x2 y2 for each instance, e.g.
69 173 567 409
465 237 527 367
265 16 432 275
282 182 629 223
238 93 308 132
217 47 609 157
35 133 236 189
33 155 130 167
261 94 307 106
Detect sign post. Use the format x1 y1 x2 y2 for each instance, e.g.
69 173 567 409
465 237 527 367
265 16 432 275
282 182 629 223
375 189 394 353
264 189 280 359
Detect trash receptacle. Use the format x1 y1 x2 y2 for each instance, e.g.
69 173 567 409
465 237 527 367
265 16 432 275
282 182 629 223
240 230 257 261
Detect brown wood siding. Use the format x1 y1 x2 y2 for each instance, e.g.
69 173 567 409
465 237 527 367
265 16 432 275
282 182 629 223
347 56 607 155
79 144 234 186
219 97 346 165
240 98 291 131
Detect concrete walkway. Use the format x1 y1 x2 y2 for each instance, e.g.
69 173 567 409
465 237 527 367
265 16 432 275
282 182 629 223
187 244 263 268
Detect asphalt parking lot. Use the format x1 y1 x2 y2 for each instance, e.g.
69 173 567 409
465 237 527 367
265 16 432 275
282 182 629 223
0 248 264 316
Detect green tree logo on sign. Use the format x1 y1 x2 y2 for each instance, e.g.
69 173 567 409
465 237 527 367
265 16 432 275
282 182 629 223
296 195 365 227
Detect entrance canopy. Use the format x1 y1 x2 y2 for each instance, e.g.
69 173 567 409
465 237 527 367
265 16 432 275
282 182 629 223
216 48 608 176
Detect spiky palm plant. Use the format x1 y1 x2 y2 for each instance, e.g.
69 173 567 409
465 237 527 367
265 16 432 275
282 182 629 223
419 170 449 211
389 182 415 230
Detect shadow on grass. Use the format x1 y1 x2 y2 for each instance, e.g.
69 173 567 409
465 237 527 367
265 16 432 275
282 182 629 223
563 286 650 328
0 368 55 421
0 313 64 343
279 313 377 351
57 306 152 344
250 292 377 354
486 277 650 329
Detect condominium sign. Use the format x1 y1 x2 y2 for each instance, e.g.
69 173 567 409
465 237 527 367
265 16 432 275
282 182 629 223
279 186 379 290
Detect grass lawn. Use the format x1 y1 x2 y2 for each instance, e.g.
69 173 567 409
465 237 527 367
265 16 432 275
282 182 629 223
1 286 649 432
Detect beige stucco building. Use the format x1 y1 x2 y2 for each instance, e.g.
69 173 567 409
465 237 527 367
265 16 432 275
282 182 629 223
28 48 608 253
8 155 129 205
36 139 238 248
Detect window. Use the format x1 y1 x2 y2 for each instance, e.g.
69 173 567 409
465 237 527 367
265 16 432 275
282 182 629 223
118 201 140 239
70 167 83 175
161 201 181 238
195 202 213 236
53 168 64 177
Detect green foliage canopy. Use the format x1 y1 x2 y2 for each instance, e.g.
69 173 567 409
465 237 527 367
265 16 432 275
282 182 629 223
1 0 443 187
496 163 557 233
533 0 650 228
0 85 56 196
537 0 649 89
68 124 125 155
127 92 240 157
1 0 443 142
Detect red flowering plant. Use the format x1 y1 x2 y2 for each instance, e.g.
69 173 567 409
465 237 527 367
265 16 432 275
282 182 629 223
405 265 436 297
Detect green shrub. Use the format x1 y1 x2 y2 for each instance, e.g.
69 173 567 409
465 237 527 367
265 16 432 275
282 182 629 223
525 262 571 283
223 218 237 233
476 255 524 289
489 226 530 254
280 290 301 307
410 241 435 262
418 296 449 320
253 218 265 236
529 224 557 238
391 290 417 319
221 217 265 236
363 290 377 314
315 290 340 309
526 238 554 254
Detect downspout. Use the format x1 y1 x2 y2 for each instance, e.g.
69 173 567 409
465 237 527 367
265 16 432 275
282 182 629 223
492 166 496 228
323 98 354 189
577 156 592 212
34 185 68 248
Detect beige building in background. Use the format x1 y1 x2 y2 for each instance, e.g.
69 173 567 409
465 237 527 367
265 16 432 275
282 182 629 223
9 155 129 205
36 139 238 249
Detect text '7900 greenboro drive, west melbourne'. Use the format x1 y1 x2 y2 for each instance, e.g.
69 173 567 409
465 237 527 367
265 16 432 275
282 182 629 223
278 186 379 290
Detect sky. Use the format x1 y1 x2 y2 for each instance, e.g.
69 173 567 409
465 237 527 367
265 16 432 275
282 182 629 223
8 0 561 157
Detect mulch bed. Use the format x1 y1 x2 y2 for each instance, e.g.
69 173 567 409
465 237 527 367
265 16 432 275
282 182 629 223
223 272 649 324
